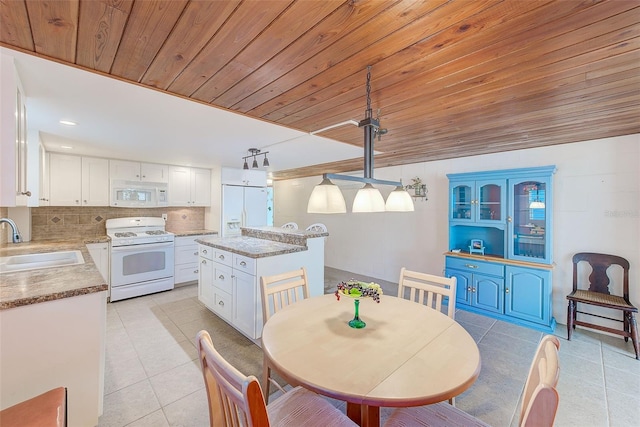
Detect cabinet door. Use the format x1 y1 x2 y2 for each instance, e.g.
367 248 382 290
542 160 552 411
476 179 505 224
447 269 471 305
232 269 257 339
49 153 81 206
508 176 552 263
109 160 140 181
168 166 191 206
190 167 211 206
505 266 550 325
86 242 109 282
450 181 474 222
141 163 168 183
81 157 109 206
472 275 504 314
198 257 214 309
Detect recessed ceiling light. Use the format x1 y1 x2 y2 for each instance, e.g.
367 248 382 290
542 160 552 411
59 120 77 126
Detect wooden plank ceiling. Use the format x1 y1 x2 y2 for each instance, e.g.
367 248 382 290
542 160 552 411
1 0 639 180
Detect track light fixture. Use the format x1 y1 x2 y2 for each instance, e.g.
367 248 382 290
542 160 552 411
242 148 270 170
307 66 414 213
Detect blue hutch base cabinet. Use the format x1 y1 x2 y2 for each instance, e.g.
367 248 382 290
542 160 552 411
446 166 556 332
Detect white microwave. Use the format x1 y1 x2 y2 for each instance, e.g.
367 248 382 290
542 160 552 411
110 180 168 207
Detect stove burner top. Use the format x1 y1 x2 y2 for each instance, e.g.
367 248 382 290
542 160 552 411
114 232 137 238
145 230 167 235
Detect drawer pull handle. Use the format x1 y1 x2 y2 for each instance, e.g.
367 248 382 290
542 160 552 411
240 261 247 267
219 275 225 280
465 264 478 269
505 288 510 293
201 260 207 264
218 301 224 306
467 286 473 292
193 251 198 256
202 249 208 254
219 255 225 260
194 270 199 274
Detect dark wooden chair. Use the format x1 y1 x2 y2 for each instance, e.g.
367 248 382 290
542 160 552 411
566 252 639 359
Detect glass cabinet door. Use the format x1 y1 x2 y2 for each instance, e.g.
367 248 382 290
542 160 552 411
509 178 550 262
477 180 505 223
451 183 473 221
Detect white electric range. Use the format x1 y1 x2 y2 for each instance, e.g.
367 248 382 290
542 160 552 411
106 217 175 302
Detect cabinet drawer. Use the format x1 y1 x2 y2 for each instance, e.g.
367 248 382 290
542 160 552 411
233 254 256 274
214 249 233 266
175 262 199 284
199 245 213 260
213 263 233 293
175 245 199 264
212 288 232 321
175 236 199 247
446 257 504 277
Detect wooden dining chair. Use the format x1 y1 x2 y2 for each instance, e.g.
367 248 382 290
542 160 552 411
0 387 67 427
566 252 639 359
260 267 310 400
196 330 357 427
384 335 560 427
398 267 457 319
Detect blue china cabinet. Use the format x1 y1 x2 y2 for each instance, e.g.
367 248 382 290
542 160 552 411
445 166 556 332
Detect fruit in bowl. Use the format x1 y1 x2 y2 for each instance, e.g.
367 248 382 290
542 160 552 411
335 280 382 303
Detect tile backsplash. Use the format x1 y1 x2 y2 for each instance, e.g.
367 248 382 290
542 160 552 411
31 206 206 241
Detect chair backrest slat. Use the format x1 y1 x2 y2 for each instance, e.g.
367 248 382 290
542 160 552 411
398 268 457 319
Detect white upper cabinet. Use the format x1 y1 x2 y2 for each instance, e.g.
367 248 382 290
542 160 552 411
221 167 267 187
109 160 168 183
0 53 31 207
168 166 211 207
49 154 109 206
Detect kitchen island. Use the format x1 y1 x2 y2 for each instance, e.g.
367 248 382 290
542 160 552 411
0 239 108 427
196 226 327 341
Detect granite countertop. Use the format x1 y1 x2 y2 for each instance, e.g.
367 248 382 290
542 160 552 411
0 239 108 310
169 229 218 237
196 235 307 258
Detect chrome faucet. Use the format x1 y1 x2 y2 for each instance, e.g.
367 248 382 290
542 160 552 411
0 218 22 243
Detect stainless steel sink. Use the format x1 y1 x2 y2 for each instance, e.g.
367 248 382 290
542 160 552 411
0 250 85 274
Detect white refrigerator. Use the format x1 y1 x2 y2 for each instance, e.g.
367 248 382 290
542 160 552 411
221 185 268 237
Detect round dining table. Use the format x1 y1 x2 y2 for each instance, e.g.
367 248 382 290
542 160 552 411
261 293 481 427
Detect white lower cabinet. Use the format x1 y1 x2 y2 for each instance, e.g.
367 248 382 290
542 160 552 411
198 243 322 340
86 242 109 283
174 235 204 285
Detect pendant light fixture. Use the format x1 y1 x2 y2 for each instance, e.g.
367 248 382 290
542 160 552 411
307 66 414 213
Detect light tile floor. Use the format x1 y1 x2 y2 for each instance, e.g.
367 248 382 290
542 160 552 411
98 267 639 426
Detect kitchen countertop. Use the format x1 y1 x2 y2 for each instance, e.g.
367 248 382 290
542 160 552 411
196 235 307 258
169 229 218 237
0 240 108 310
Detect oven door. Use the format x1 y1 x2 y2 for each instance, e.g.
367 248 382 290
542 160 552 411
110 241 174 287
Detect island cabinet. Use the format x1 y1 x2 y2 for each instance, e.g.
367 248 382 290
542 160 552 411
197 229 327 341
446 166 556 332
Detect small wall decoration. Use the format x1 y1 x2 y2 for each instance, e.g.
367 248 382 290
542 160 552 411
469 239 485 255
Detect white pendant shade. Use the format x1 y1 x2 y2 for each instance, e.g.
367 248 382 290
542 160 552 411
307 178 347 213
529 201 545 209
385 186 415 211
353 183 386 212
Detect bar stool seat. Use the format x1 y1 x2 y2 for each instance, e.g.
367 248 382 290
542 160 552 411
0 387 67 427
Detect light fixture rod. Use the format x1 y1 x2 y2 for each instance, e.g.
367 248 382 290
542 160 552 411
323 173 401 187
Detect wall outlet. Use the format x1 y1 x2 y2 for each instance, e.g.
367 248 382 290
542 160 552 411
161 213 168 221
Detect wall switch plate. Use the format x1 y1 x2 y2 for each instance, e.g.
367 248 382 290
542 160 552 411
162 214 168 221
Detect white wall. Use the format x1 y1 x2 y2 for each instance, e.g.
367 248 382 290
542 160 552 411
273 134 640 325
